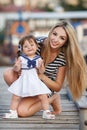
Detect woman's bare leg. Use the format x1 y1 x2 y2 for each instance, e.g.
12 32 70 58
17 93 60 117
17 96 40 117
3 68 18 86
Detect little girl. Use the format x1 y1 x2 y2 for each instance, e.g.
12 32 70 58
4 35 55 119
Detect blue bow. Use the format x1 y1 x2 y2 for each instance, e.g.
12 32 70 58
27 59 36 68
18 44 22 51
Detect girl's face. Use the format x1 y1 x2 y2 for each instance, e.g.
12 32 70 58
22 39 37 57
50 27 68 50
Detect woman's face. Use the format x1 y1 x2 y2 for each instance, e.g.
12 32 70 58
50 27 68 50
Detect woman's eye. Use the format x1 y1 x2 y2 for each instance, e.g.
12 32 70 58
61 37 66 41
53 32 57 36
61 37 64 40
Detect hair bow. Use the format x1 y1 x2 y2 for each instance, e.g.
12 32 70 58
18 44 22 51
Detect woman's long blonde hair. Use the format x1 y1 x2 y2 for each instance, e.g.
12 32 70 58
41 20 87 100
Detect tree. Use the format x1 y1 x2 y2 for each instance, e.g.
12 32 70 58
60 0 87 11
0 29 5 45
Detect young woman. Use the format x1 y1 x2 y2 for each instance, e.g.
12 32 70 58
3 20 87 118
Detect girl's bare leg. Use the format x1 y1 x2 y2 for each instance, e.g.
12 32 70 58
38 94 49 110
3 68 18 86
51 94 62 115
10 95 21 110
3 94 21 119
18 93 60 117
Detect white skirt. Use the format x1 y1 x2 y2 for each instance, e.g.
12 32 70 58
8 68 51 97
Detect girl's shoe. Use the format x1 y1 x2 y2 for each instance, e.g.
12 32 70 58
42 110 55 119
3 110 18 119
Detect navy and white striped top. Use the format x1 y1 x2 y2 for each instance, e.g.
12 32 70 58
36 44 66 81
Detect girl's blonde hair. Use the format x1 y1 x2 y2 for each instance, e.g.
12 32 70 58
41 20 87 100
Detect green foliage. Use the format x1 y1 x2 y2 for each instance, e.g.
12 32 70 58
0 29 5 45
37 3 54 12
60 0 87 11
42 3 54 12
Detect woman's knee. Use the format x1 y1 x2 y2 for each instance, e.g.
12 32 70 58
3 68 18 86
3 69 11 85
17 105 25 117
17 97 41 117
3 69 8 79
17 102 30 117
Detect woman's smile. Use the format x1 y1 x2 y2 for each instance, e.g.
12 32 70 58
50 27 67 49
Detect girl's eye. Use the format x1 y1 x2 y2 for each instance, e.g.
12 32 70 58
24 45 28 48
31 44 34 46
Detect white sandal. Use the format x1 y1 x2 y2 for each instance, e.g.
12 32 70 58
3 110 18 119
42 110 55 119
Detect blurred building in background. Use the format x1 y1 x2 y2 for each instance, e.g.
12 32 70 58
0 0 87 65
0 0 87 12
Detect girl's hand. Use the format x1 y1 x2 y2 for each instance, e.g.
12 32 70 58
37 59 45 74
13 58 21 72
38 73 44 81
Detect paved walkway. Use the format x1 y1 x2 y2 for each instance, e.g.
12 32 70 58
0 67 80 130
